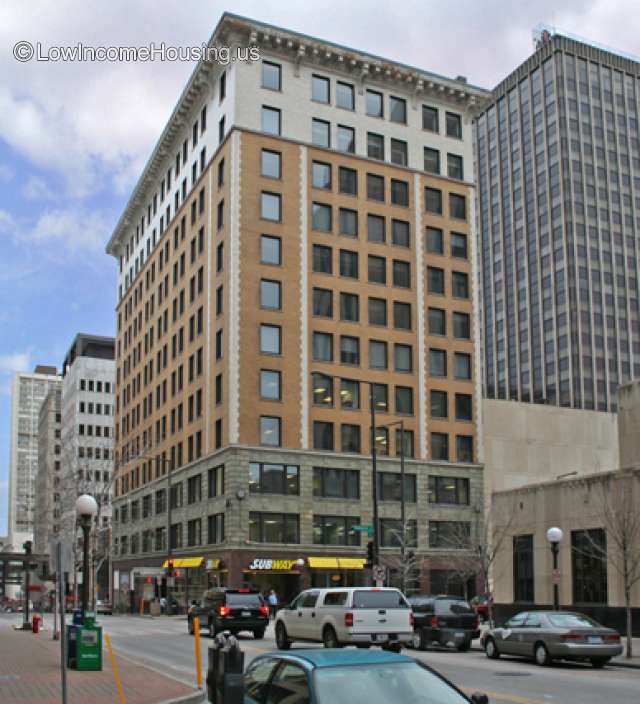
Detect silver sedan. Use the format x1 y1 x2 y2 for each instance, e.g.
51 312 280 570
481 610 623 667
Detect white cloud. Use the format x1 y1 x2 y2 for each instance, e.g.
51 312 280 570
0 351 31 375
22 175 55 201
29 208 112 253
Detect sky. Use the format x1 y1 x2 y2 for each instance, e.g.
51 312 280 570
1 0 640 535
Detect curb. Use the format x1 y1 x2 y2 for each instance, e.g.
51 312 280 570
160 691 205 704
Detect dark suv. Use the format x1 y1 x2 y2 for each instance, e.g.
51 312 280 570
188 588 269 639
409 595 480 651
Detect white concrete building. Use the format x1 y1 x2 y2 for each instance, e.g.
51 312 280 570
59 334 115 598
7 366 61 552
34 384 63 556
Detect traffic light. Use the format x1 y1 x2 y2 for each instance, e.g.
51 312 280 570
366 541 374 568
23 540 32 555
165 559 174 577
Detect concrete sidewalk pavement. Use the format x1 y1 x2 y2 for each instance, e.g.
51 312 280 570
0 624 204 704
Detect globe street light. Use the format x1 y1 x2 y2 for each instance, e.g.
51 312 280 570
546 526 564 610
76 494 98 619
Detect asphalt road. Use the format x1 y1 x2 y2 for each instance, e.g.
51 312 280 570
5 612 639 704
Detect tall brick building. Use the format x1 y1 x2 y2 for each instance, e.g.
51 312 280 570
106 14 488 607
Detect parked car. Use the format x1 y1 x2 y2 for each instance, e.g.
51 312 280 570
482 610 623 667
470 595 491 622
244 649 489 704
96 599 113 615
188 588 268 639
409 595 480 651
274 587 413 651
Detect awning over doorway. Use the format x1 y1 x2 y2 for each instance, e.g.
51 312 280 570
162 557 204 568
308 557 367 570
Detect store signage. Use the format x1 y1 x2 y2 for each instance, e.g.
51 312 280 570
248 558 298 571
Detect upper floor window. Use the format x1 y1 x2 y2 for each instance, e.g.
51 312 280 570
312 74 330 103
261 150 281 179
336 81 355 110
249 462 299 495
450 193 467 220
261 106 281 136
262 61 281 91
446 111 462 139
423 105 439 132
447 154 464 180
389 96 407 124
366 90 383 118
312 118 330 148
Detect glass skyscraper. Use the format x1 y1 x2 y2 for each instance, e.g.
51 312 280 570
475 27 640 412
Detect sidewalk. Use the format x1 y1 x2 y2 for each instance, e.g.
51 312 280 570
0 625 204 704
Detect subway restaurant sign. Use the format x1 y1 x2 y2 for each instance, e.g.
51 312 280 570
248 558 299 571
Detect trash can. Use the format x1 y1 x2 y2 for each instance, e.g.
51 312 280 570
32 615 41 633
76 614 103 671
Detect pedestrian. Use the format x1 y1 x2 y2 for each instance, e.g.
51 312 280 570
267 589 279 619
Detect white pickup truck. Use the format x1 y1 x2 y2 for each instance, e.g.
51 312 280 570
274 587 413 651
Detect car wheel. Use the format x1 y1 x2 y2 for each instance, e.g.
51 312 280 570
484 637 500 659
253 628 265 640
412 630 426 651
534 642 551 666
275 622 291 650
187 618 194 635
323 626 340 649
591 657 610 668
456 639 471 652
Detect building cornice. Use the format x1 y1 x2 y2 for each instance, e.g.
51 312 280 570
106 12 490 258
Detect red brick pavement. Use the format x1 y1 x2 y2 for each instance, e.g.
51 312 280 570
0 626 203 703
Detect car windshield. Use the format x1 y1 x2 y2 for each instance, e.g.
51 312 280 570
352 590 408 609
226 593 262 607
314 663 468 704
548 613 600 629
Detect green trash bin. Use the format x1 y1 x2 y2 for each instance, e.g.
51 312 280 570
76 614 103 671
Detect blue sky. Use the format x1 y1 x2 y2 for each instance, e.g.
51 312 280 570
1 0 639 535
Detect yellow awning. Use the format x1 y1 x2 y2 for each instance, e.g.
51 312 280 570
162 557 204 568
308 557 339 568
205 559 221 570
308 557 366 570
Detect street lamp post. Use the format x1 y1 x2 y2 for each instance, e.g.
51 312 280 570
546 526 563 610
75 494 98 619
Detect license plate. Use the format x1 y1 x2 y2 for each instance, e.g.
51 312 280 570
588 636 603 644
242 611 251 617
455 632 464 638
372 634 388 642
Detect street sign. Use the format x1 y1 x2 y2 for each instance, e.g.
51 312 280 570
372 564 386 585
353 524 374 537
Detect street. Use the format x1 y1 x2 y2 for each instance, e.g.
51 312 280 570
3 612 637 704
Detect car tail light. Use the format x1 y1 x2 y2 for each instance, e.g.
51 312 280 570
344 612 354 628
238 588 250 593
219 606 231 617
260 606 269 616
604 634 621 642
560 633 585 642
431 616 439 628
410 612 414 627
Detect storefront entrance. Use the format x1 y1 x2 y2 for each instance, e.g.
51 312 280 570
242 558 303 605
